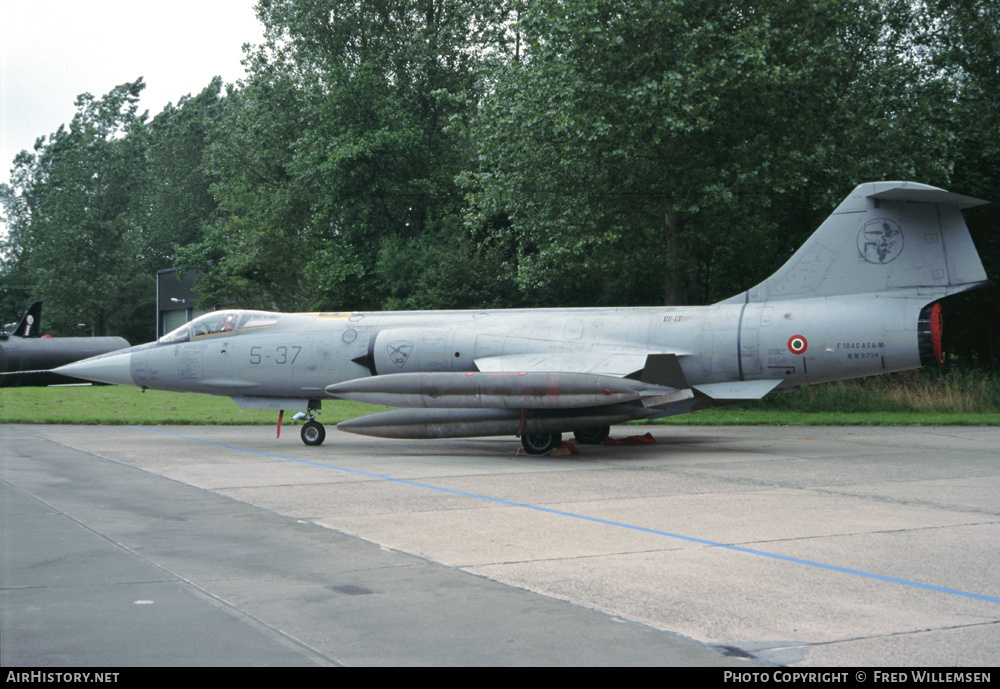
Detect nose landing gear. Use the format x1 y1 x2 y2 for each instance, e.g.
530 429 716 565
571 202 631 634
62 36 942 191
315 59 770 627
276 400 325 446
301 419 326 446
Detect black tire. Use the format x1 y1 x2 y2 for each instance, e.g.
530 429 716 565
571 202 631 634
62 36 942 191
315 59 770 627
301 420 326 446
521 432 562 455
573 426 610 445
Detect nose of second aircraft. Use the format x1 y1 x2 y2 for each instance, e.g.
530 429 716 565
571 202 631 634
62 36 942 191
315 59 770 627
53 350 136 387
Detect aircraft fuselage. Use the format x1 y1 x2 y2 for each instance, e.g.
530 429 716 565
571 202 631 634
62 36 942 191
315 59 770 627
93 296 924 400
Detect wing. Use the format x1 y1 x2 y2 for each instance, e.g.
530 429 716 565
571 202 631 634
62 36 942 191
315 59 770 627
473 352 653 378
477 352 783 405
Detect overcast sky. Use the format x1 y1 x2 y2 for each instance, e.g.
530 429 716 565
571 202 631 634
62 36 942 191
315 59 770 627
1 0 265 183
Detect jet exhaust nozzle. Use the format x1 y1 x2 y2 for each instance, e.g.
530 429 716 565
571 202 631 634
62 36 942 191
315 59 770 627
917 302 944 366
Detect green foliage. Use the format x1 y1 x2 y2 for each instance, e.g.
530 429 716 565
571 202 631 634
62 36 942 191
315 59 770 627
758 366 1000 414
379 226 523 310
467 0 964 306
176 60 318 311
144 79 226 270
646 365 1000 424
177 0 521 312
3 80 152 339
2 78 228 342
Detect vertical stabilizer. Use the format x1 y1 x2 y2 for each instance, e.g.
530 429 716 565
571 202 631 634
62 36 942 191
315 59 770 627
721 182 989 304
7 301 42 338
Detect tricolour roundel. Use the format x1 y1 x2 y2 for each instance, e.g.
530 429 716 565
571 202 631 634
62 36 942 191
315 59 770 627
787 335 808 355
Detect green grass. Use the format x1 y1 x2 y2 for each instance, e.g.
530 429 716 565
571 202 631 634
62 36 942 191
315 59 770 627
649 366 1000 425
2 366 998 426
0 386 391 426
642 408 1000 426
759 367 1000 414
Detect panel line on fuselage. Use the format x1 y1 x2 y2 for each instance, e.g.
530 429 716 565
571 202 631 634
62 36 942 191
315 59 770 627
736 301 749 382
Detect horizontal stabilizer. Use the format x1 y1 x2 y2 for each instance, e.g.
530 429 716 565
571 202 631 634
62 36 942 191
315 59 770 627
692 380 783 400
867 185 987 208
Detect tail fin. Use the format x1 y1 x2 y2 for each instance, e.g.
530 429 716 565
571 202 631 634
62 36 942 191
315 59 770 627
720 182 990 304
6 301 42 338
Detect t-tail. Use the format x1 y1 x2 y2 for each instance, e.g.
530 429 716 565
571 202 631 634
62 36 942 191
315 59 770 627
720 182 990 304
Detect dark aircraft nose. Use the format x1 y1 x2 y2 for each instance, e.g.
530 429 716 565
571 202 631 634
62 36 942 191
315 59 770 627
53 350 135 387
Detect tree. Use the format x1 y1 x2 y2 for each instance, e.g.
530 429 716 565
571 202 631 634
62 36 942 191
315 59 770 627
3 79 152 339
0 183 34 326
175 53 319 311
183 0 519 311
142 78 226 271
919 0 1000 369
468 0 959 307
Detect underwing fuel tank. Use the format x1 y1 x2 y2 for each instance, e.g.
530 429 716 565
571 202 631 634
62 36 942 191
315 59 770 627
337 405 651 440
326 371 674 409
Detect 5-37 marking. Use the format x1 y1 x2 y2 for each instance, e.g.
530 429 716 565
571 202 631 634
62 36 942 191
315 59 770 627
249 345 302 365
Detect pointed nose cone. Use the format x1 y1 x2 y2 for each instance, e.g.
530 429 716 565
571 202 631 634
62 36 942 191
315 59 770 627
53 350 136 387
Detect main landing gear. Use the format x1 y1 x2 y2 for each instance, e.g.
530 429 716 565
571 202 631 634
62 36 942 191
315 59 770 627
519 425 611 455
572 425 610 445
520 432 562 455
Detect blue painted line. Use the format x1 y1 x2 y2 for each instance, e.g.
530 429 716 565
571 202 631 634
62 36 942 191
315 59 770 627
131 426 1000 605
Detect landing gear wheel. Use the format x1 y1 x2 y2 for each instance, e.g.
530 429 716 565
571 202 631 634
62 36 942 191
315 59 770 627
573 425 610 445
521 432 562 455
301 420 326 446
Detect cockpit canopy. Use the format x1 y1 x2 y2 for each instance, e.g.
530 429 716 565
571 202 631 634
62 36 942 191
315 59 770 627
158 310 279 344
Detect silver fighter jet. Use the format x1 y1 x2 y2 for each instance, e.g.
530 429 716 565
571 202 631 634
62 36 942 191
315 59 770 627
55 182 991 453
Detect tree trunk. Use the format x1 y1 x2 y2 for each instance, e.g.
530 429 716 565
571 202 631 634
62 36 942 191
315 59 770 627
663 209 681 306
